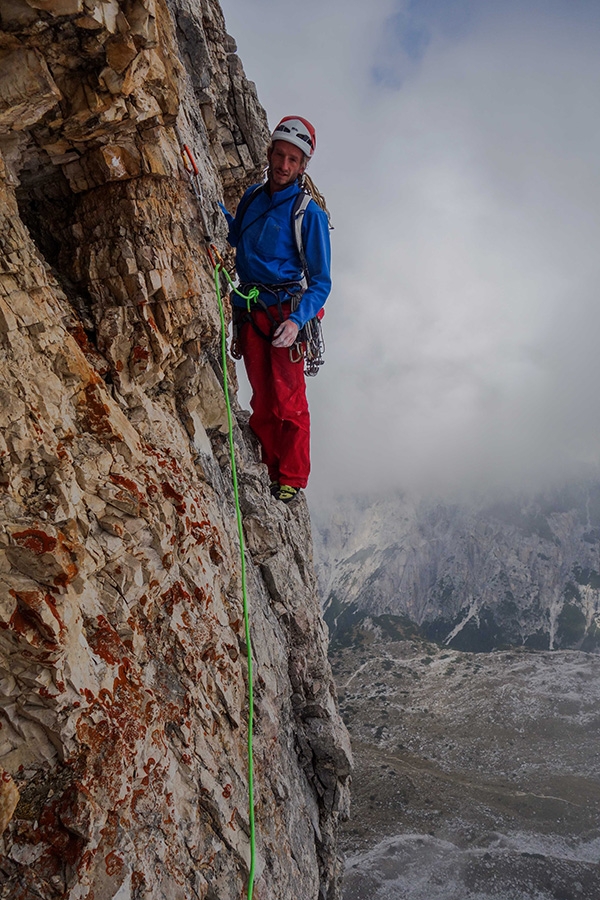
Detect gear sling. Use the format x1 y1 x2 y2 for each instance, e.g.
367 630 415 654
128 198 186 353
230 185 326 377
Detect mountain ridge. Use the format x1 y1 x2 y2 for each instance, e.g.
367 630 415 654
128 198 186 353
314 484 600 652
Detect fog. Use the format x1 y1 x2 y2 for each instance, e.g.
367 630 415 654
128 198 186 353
221 0 600 500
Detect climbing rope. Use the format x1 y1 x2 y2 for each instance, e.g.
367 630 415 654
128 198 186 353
209 245 258 900
178 138 259 897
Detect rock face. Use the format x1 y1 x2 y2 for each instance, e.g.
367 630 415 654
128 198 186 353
315 487 600 652
0 3 351 898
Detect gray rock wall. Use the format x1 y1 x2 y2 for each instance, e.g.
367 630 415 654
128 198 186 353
0 2 351 897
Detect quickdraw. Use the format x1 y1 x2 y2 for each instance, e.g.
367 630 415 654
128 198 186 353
180 142 212 243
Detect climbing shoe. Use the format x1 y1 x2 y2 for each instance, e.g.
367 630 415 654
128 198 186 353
275 484 299 504
270 481 280 496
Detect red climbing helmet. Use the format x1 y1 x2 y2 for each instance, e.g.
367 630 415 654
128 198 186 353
271 116 316 158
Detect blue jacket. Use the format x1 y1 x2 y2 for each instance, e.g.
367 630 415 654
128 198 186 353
222 181 331 329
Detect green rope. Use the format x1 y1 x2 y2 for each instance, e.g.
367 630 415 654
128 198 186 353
212 261 257 899
218 264 260 311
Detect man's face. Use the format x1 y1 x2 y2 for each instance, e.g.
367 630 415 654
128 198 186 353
267 141 306 191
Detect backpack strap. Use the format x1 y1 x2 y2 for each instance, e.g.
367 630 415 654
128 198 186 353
235 184 264 238
292 191 311 289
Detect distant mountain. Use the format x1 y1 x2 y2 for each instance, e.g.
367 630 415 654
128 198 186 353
313 484 600 652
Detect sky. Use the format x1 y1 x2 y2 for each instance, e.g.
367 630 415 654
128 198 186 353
220 0 600 501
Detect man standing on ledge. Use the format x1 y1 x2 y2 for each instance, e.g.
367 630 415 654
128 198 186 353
221 116 331 503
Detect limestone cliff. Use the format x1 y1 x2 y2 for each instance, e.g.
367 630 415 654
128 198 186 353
0 2 351 898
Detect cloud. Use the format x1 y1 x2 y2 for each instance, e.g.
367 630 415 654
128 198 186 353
221 0 600 499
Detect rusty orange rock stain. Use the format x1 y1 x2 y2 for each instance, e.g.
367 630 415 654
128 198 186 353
161 582 191 614
80 382 118 439
227 807 237 830
143 442 180 474
222 783 232 799
37 799 86 867
78 849 95 872
68 322 89 351
132 344 150 361
130 788 146 811
132 871 145 891
151 729 167 752
53 564 78 588
12 528 57 554
6 592 63 649
187 519 211 546
127 613 144 635
193 585 207 606
11 529 80 588
160 480 186 514
209 544 223 565
38 685 59 700
104 849 124 877
201 646 225 665
110 473 148 508
98 687 114 706
88 616 126 666
40 591 66 634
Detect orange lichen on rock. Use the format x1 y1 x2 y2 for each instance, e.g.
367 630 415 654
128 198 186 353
11 528 57 555
160 480 186 514
87 615 128 666
8 588 66 645
79 382 121 440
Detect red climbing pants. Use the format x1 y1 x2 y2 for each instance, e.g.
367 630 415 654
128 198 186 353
239 304 310 489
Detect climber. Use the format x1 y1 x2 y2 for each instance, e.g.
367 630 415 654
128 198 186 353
220 116 331 504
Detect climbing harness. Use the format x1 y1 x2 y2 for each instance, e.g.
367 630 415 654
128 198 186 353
180 143 258 900
232 182 327 376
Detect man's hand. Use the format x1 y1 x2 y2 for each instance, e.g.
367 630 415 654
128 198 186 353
272 319 299 348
